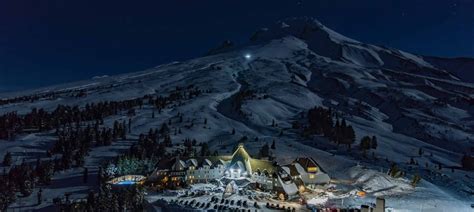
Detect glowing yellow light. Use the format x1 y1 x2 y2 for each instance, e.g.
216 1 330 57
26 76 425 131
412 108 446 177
279 193 285 201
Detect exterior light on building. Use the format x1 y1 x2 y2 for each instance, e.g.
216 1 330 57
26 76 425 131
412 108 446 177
299 185 305 193
278 193 286 201
244 53 252 60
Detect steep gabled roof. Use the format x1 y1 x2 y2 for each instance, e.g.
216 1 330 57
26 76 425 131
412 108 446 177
202 158 212 167
228 143 253 173
230 143 251 164
172 159 186 170
294 157 327 173
295 157 317 169
186 159 198 167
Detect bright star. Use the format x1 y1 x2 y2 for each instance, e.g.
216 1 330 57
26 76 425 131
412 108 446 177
244 53 252 59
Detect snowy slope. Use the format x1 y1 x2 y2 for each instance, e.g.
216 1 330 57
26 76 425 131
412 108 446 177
1 17 473 211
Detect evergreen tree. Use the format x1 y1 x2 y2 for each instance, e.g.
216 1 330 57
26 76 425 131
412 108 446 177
37 189 42 205
200 143 210 156
164 135 172 147
411 174 421 187
0 180 16 210
388 163 402 178
121 121 127 140
83 167 89 183
87 190 95 207
371 136 378 149
160 123 170 135
360 136 372 150
344 125 356 149
3 152 12 166
271 140 276 149
259 143 270 158
334 120 341 144
341 119 347 128
98 167 103 186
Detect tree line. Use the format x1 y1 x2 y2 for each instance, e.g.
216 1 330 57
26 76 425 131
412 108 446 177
0 85 205 209
302 106 356 149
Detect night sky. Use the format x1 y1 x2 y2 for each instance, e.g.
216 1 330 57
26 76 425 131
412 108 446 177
1 0 473 91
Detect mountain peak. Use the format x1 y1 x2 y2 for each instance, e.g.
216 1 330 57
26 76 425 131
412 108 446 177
248 17 456 73
250 17 359 45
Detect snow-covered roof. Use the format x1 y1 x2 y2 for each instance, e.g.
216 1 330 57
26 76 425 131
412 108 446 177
186 159 198 167
294 157 327 173
294 163 306 175
171 159 186 171
202 158 212 167
229 161 246 171
277 175 298 196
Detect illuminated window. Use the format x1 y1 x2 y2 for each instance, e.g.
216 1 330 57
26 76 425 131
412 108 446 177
309 174 315 179
307 167 318 172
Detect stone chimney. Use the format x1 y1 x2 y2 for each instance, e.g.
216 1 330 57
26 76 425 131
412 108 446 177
374 197 385 212
361 205 372 212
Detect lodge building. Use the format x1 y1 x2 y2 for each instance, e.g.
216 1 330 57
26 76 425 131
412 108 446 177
149 143 330 198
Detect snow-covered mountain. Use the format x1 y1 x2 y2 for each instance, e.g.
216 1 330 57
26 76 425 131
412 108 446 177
1 17 473 211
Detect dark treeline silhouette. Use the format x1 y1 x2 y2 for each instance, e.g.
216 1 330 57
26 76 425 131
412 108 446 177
54 186 145 212
0 89 88 107
0 158 55 210
48 120 128 171
0 85 205 209
0 98 142 140
0 85 204 140
304 106 356 149
128 126 170 161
